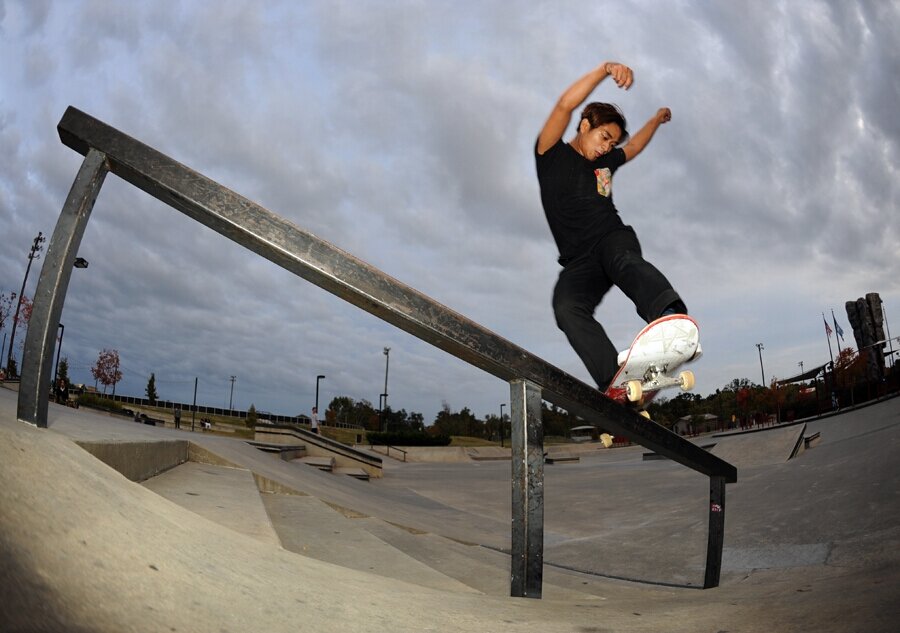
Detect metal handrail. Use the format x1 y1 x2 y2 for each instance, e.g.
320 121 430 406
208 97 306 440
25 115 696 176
17 107 736 597
381 445 408 462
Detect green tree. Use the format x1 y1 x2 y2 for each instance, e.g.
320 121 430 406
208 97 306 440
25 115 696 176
379 407 425 432
327 395 379 429
541 403 581 437
57 357 70 386
431 403 484 438
407 411 424 431
145 372 158 404
246 403 258 429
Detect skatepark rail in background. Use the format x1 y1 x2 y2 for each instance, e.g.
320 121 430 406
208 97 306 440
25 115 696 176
16 106 737 597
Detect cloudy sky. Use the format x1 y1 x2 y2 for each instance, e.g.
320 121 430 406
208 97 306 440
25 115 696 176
1 1 897 423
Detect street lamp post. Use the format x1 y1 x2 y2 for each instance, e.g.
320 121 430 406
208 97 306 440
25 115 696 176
229 375 236 410
756 343 765 387
500 403 506 447
6 232 46 375
51 258 87 389
382 347 390 410
315 374 325 413
380 347 390 431
53 323 65 388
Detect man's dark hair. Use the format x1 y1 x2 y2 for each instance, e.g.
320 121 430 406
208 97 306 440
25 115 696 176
579 102 629 143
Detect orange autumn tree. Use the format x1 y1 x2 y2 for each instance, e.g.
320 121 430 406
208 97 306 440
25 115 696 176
91 348 123 395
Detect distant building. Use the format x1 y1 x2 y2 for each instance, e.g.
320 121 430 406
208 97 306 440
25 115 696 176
674 413 719 436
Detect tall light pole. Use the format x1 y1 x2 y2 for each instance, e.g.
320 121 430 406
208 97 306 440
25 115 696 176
229 375 236 410
382 347 390 410
51 258 87 389
6 231 46 375
315 374 325 412
756 343 765 386
379 347 391 432
53 323 65 388
500 403 506 448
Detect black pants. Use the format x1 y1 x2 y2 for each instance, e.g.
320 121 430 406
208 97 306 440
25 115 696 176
552 227 685 390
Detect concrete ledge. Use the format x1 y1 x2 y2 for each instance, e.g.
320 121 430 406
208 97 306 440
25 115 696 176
804 431 822 449
75 440 189 482
298 456 336 472
188 442 245 469
255 425 383 478
247 441 307 461
466 447 511 461
788 424 809 459
335 467 370 481
545 454 579 464
383 446 472 463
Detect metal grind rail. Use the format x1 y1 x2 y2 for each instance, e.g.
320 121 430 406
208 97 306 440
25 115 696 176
18 106 737 597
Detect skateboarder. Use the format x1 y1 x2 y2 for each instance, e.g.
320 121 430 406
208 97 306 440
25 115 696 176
535 60 687 393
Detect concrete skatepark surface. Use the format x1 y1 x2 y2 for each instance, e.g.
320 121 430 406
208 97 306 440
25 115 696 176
1 384 899 631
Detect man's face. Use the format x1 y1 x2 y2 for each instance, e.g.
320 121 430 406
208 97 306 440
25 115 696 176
581 122 623 160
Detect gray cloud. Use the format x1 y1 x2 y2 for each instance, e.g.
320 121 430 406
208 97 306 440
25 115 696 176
1 0 897 422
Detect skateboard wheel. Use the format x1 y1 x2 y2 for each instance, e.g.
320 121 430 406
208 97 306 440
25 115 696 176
679 370 695 391
626 380 643 402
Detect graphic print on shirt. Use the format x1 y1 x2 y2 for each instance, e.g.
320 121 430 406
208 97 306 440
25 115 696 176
595 167 612 197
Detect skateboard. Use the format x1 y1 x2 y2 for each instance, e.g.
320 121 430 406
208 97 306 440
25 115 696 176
604 314 700 407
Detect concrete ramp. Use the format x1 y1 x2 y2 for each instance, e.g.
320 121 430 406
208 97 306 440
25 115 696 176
0 411 644 632
261 494 479 594
143 461 282 547
710 424 807 468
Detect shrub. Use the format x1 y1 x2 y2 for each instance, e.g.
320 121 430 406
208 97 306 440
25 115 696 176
366 430 451 447
78 393 123 412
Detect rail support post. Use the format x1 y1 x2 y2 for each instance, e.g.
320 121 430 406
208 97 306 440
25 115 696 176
509 378 544 598
17 148 108 428
704 474 727 588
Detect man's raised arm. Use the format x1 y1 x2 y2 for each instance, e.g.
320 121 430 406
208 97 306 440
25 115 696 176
622 107 671 162
537 61 634 155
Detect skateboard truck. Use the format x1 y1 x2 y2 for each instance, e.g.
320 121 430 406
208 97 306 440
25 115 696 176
626 366 696 403
606 315 701 408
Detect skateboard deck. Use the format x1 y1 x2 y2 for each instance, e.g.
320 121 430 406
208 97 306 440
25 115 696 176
604 314 700 406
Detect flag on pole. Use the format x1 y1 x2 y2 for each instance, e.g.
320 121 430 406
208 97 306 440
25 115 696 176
832 310 844 343
823 313 835 368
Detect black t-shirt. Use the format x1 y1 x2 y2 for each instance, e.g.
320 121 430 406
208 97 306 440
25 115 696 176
535 139 627 265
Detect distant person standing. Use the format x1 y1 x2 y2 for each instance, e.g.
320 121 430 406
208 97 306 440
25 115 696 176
56 378 69 405
174 406 182 429
310 406 320 434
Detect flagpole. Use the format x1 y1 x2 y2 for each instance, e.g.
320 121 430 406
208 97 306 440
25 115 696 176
831 309 846 395
832 309 844 351
823 313 835 368
882 300 895 369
